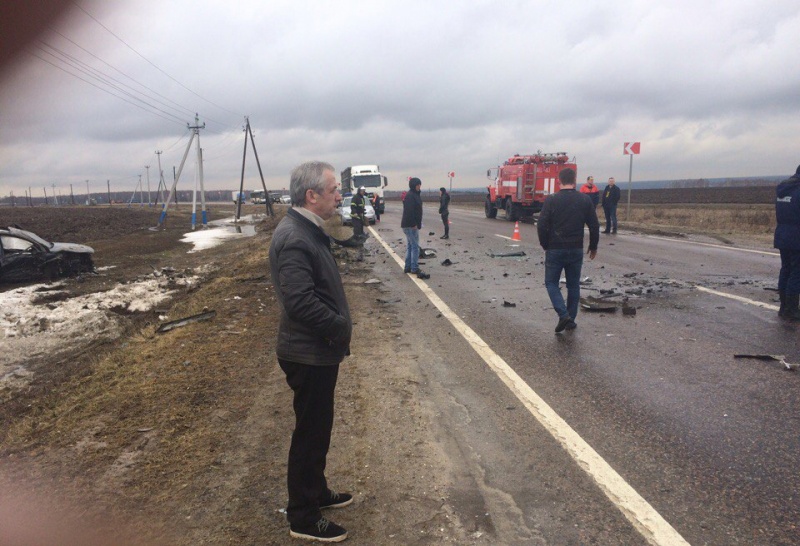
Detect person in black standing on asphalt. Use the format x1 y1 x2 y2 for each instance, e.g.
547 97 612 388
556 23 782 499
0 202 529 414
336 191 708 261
401 177 430 279
350 186 367 237
601 177 621 234
775 164 800 321
269 161 353 542
371 191 381 223
538 168 600 333
439 186 450 239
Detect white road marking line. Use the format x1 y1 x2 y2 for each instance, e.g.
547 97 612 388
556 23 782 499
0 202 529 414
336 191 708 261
495 234 513 240
695 285 779 311
368 226 690 546
644 235 779 256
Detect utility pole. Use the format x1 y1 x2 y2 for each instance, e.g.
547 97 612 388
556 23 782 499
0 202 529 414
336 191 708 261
155 151 166 205
145 165 151 206
43 187 48 205
236 116 274 220
107 180 112 206
70 184 75 205
158 114 207 229
85 179 90 205
52 183 59 206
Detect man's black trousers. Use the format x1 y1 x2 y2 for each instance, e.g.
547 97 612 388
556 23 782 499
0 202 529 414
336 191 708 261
279 359 340 527
441 212 449 236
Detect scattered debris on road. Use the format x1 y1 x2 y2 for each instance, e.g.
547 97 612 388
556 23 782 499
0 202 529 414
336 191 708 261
734 354 797 371
156 310 217 333
486 250 526 258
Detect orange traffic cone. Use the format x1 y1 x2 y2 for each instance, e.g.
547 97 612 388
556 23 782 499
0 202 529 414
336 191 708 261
511 221 521 241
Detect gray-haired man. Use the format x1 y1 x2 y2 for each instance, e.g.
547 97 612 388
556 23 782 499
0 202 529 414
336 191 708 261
269 161 353 542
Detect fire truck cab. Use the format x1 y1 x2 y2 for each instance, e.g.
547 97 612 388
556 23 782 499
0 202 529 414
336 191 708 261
485 152 576 221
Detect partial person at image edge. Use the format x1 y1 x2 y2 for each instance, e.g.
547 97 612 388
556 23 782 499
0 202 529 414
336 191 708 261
775 164 800 321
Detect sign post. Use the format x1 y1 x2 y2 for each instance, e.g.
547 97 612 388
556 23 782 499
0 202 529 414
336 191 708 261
448 171 455 192
623 142 640 221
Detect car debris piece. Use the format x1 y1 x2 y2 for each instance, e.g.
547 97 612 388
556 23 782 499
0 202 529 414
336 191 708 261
330 233 368 248
486 250 526 258
622 305 637 316
580 297 618 312
420 248 437 258
364 278 381 284
441 259 456 266
503 301 516 307
376 297 401 304
156 310 217 333
734 354 797 371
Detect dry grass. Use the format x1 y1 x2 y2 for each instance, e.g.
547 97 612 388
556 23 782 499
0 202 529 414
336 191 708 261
616 203 775 235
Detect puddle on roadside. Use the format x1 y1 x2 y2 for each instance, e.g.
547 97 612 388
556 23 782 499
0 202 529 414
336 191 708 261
181 215 260 253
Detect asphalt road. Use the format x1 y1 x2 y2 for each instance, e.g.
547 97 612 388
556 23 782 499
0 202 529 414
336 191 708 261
365 203 798 545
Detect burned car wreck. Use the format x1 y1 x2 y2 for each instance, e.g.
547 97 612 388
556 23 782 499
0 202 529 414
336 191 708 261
0 225 95 283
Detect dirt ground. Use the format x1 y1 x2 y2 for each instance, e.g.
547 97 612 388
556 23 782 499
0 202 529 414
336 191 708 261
0 204 479 545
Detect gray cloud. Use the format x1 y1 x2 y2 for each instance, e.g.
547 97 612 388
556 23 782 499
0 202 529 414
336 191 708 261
2 0 800 199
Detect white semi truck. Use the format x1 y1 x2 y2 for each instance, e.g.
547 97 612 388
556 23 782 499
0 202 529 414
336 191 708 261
341 165 388 214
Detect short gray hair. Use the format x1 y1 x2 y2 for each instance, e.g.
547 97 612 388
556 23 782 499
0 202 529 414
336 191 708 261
290 161 335 207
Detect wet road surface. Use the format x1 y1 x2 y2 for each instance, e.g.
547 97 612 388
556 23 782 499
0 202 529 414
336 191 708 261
364 203 798 545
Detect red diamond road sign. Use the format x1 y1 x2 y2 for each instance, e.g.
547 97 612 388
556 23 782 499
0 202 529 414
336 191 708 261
623 142 641 155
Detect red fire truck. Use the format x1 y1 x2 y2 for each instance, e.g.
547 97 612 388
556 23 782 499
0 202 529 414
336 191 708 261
485 152 576 221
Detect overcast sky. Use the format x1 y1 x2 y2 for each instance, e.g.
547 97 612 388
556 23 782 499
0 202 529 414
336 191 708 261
1 0 799 199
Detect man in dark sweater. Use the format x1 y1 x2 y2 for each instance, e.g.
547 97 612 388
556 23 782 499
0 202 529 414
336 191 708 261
775 164 800 321
537 168 600 333
439 187 450 239
601 177 621 234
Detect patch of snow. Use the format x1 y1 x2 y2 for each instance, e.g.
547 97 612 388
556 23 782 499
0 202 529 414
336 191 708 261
0 270 202 383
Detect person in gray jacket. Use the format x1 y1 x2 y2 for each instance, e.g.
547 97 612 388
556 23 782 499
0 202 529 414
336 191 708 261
269 161 353 542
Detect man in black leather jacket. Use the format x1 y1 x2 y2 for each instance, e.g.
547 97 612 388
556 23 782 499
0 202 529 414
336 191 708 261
269 161 353 542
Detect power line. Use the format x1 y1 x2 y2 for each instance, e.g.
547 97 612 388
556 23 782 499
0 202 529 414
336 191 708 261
45 26 198 119
27 49 186 127
71 1 243 119
34 41 190 124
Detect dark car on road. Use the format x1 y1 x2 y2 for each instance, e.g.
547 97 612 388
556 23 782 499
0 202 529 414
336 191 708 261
0 226 95 283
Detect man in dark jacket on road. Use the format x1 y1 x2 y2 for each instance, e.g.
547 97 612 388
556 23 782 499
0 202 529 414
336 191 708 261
538 168 600 333
775 164 800 321
439 186 450 239
601 177 621 234
401 177 430 279
269 161 353 542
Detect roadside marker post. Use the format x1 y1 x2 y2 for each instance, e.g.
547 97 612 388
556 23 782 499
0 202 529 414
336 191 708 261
623 142 640 221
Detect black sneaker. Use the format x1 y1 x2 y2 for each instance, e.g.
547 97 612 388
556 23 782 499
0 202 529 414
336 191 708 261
555 316 571 333
404 267 411 273
565 319 577 331
416 269 430 279
319 491 353 510
289 517 347 542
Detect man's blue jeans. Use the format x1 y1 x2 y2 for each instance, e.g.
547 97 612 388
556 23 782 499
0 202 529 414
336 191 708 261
544 248 584 320
403 227 420 272
603 204 618 232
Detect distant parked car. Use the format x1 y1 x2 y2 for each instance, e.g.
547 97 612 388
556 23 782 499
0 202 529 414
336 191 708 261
0 226 95 283
338 196 376 226
279 195 292 204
